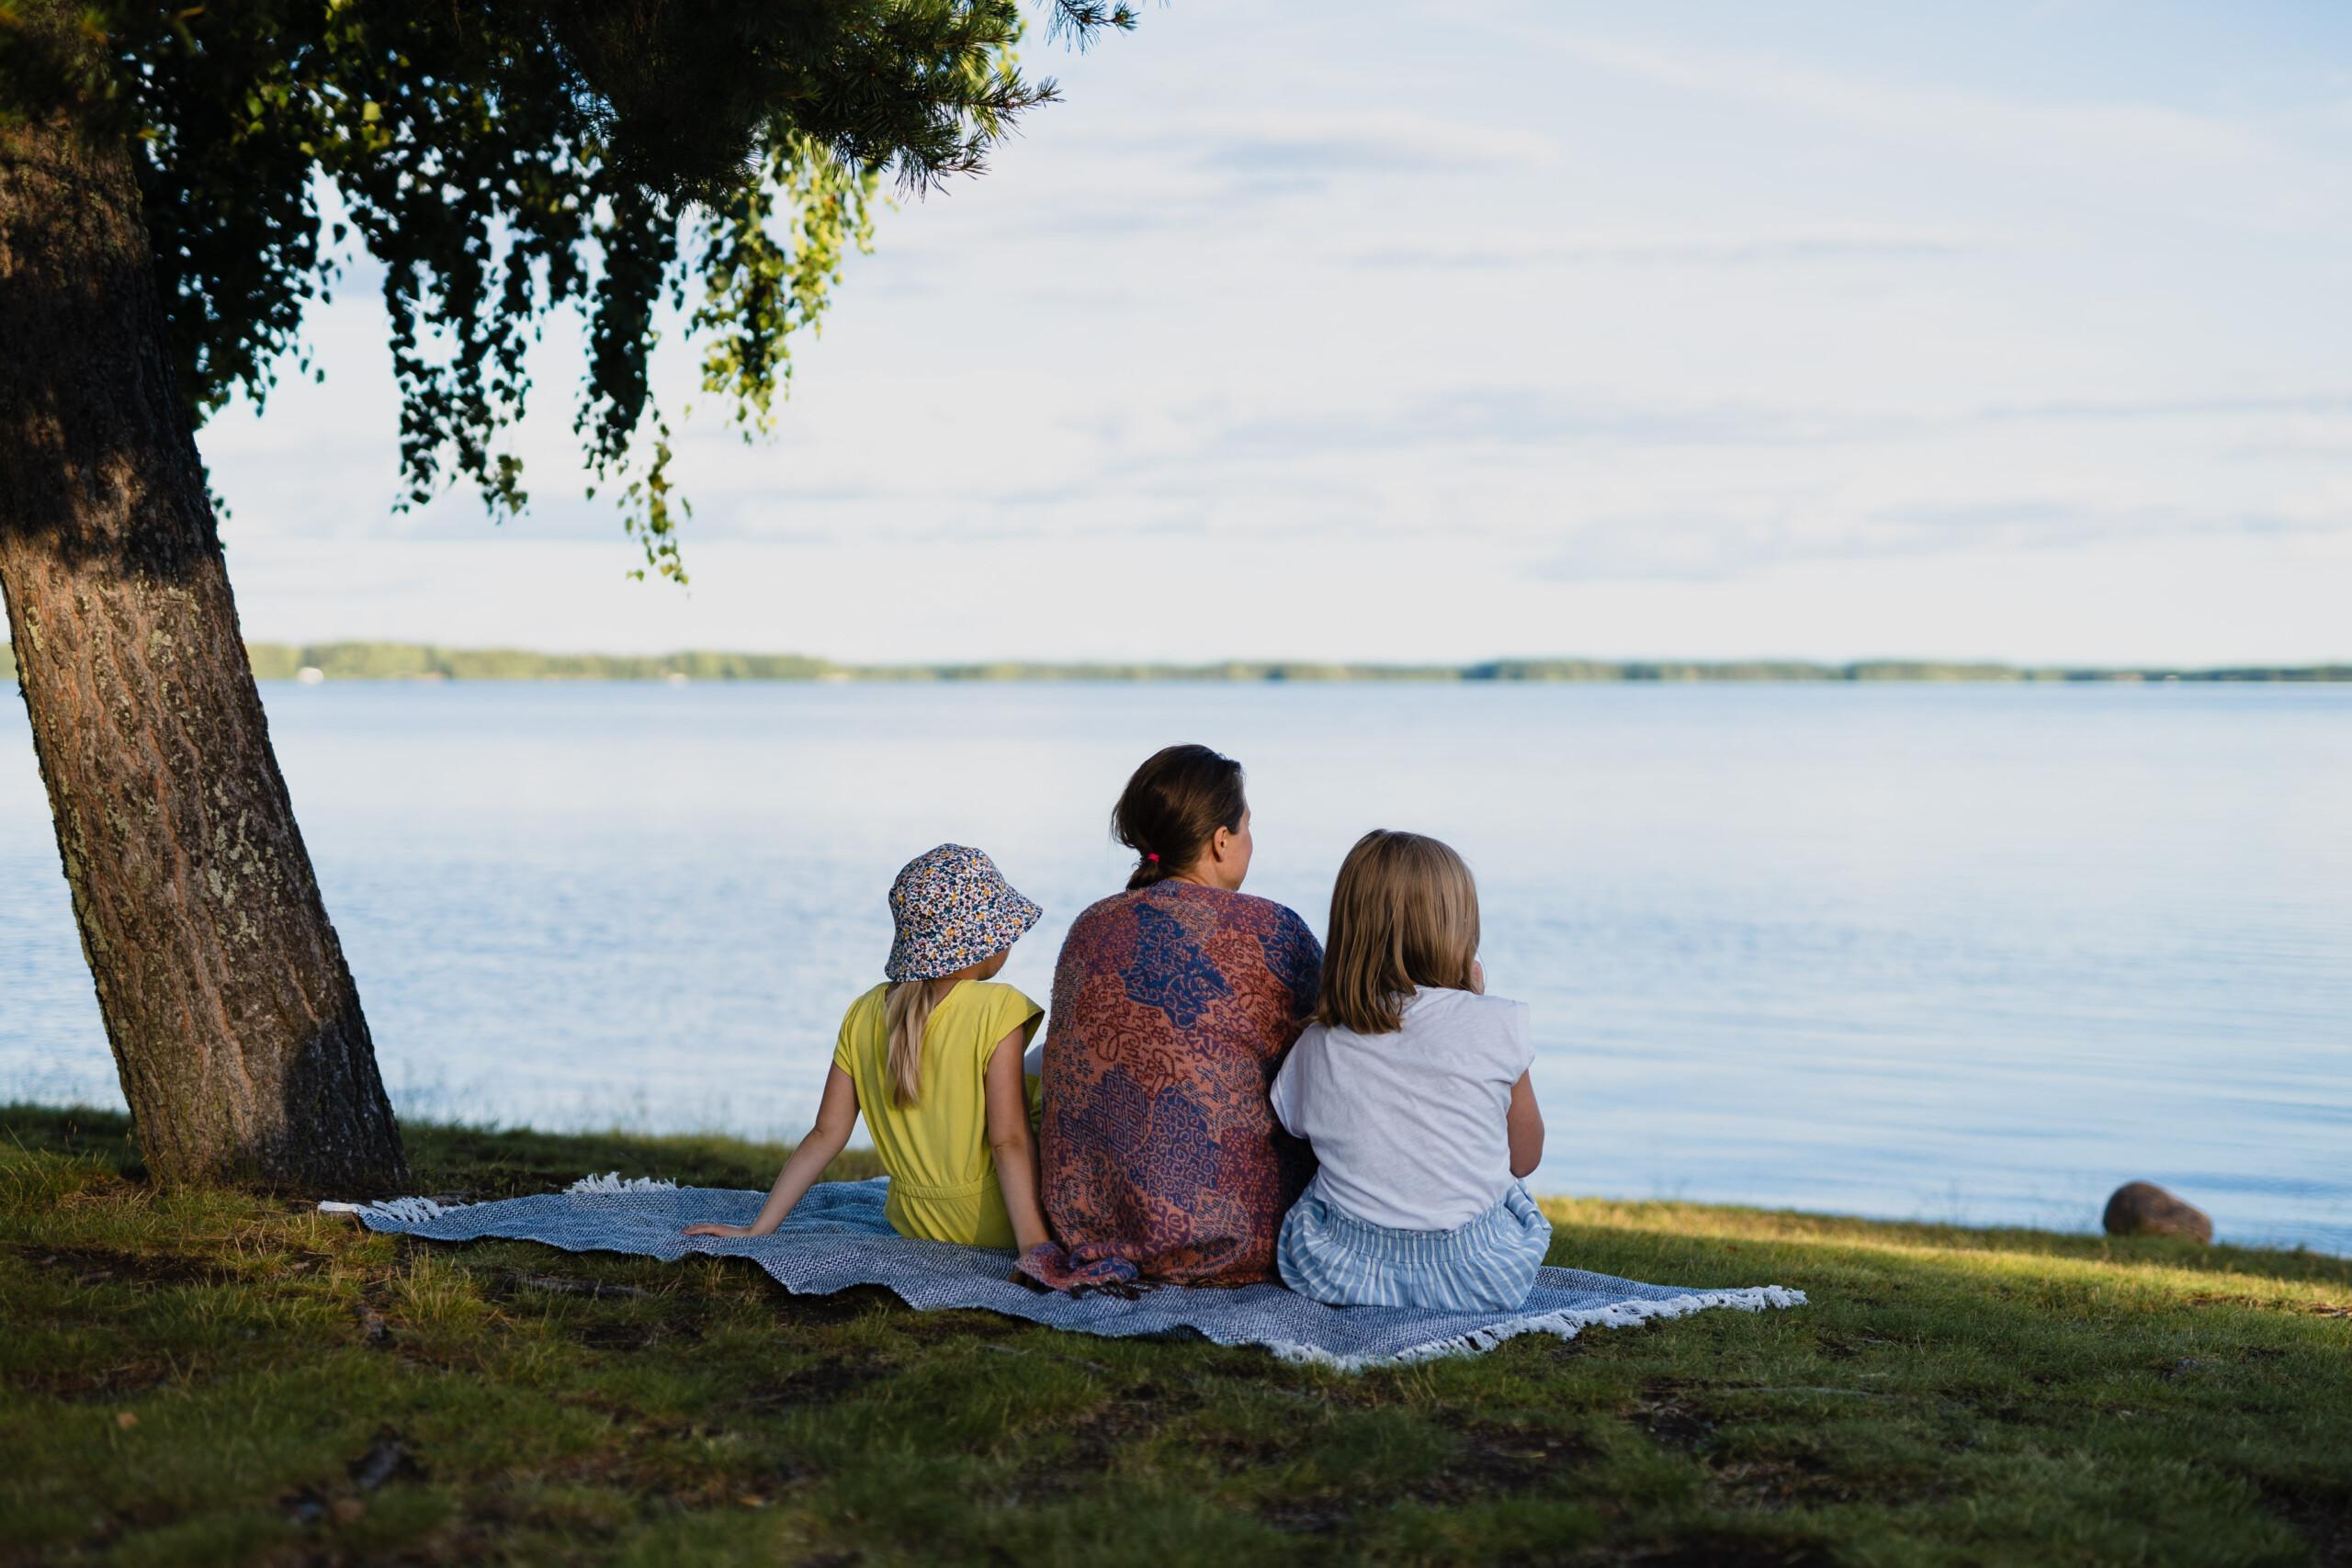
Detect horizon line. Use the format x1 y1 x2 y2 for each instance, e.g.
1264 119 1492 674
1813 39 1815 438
6 642 2345 683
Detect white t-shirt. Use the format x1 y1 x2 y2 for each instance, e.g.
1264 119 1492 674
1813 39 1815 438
1270 987 1534 1232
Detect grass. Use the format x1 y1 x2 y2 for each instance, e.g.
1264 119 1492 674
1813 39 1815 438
2 1105 2347 1567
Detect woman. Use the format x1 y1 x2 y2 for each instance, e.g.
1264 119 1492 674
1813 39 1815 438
1020 744 1323 1292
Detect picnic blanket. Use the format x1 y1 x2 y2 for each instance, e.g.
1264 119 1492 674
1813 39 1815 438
328 1175 1804 1371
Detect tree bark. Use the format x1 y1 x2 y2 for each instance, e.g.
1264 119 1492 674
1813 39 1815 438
0 107 408 1190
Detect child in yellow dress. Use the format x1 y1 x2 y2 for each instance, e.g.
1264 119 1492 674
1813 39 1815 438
683 844 1050 1250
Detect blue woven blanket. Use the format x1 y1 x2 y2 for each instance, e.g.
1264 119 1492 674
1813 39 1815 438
331 1175 1804 1370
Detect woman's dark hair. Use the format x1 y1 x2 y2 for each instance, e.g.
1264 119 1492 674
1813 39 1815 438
1112 744 1248 890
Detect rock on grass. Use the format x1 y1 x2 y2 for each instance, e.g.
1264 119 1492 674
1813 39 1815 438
2103 1181 2213 1243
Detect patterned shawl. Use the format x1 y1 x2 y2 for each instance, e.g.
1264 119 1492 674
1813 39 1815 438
1032 881 1323 1289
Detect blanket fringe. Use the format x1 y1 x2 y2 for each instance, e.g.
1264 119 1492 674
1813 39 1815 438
565 1172 680 1194
317 1194 457 1224
1265 1283 1809 1372
316 1170 673 1224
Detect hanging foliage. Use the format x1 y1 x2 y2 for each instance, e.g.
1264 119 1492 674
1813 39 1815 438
1 0 1136 580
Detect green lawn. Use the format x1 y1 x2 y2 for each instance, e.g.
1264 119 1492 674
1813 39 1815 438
2 1105 2346 1566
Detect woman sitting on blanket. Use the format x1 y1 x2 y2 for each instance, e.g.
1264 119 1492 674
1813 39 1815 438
683 844 1050 1251
1018 744 1324 1293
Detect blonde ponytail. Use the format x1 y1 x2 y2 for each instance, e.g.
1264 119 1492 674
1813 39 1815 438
881 980 936 1107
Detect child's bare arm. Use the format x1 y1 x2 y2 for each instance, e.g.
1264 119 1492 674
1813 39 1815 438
983 1022 1051 1252
1506 1069 1544 1179
683 1066 860 1237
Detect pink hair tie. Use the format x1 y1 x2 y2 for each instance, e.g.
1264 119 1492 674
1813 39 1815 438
1147 853 1159 863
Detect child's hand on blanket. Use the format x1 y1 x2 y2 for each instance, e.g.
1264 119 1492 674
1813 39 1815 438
681 1222 756 1238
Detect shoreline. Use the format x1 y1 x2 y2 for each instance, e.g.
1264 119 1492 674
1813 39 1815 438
8 1100 2339 1261
6 642 2351 685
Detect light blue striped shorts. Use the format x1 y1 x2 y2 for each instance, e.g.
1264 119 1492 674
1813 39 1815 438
1275 1177 1555 1312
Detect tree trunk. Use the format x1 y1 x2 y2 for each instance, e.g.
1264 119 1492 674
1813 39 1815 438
0 107 408 1190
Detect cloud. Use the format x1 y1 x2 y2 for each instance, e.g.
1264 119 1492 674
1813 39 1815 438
1187 389 1896 459
1186 107 1564 197
1349 225 1994 271
1195 107 1563 169
1527 497 2352 583
1977 394 2352 423
1547 34 2269 169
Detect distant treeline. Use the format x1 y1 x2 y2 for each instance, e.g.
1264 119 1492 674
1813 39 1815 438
6 642 2345 685
244 645 837 682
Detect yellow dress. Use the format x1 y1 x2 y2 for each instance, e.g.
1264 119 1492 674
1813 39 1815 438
831 979 1043 1248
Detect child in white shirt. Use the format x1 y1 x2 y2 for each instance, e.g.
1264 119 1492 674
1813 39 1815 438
1271 829 1550 1310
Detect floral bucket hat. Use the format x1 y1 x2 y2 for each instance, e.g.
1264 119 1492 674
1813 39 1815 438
885 844 1044 983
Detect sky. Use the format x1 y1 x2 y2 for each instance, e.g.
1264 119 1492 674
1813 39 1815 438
193 0 2352 666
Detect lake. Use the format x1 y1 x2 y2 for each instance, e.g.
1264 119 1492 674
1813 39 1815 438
4 681 2347 1253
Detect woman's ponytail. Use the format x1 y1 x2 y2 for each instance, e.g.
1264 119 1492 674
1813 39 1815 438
881 980 935 1107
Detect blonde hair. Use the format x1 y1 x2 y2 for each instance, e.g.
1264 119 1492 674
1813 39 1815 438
881 980 937 1107
1314 829 1482 1035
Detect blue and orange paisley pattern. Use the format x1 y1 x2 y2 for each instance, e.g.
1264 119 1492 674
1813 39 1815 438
1039 882 1323 1286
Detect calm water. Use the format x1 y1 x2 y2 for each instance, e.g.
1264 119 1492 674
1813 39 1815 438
4 682 2346 1252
